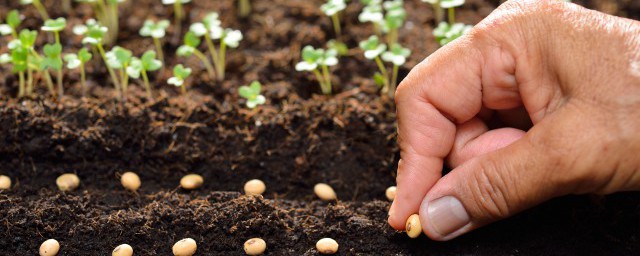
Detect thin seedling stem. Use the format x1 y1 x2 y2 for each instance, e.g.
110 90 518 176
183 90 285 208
448 8 455 24
217 41 226 80
80 64 86 97
153 38 164 64
192 49 216 79
374 56 390 89
96 43 122 98
331 14 341 38
33 0 50 20
18 71 25 98
390 65 399 98
141 69 152 99
239 0 251 18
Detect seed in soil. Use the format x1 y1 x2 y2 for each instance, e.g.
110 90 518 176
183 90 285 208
56 173 80 191
244 179 266 195
120 172 141 191
316 237 339 254
0 175 11 190
180 174 203 190
406 214 422 238
112 244 133 256
39 239 60 256
172 238 197 256
243 237 266 255
314 183 337 201
385 186 396 201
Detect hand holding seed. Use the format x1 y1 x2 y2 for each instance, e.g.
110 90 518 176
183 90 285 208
390 0 640 241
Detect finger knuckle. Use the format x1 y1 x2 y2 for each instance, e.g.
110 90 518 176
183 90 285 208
467 158 514 220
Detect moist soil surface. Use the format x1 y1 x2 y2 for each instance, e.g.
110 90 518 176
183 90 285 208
1 0 639 255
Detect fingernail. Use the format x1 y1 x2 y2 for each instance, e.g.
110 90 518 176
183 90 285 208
427 196 470 236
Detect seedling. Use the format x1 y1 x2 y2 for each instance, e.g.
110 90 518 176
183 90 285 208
358 0 383 36
75 0 125 44
168 64 192 94
105 46 133 97
42 18 67 97
440 0 464 24
359 35 389 91
173 238 197 256
433 21 472 46
113 244 134 256
320 0 347 38
0 10 22 39
180 174 203 190
74 19 123 97
238 81 266 109
381 43 410 97
127 50 163 99
327 39 348 56
139 19 170 63
382 0 407 45
238 0 251 18
120 172 141 191
244 238 266 256
314 183 337 201
295 45 338 95
39 239 60 256
177 31 215 78
316 238 339 254
64 48 93 96
190 12 243 81
162 0 191 36
421 0 444 23
20 0 49 20
56 173 80 191
244 179 266 195
405 214 422 238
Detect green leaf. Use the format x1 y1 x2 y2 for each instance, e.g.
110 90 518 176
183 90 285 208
139 19 170 39
184 31 201 47
202 12 221 29
176 45 195 57
141 50 162 71
173 64 192 79
11 46 28 72
7 10 21 29
327 40 348 56
43 43 62 57
373 72 385 87
42 17 67 32
321 0 347 16
18 29 37 48
78 48 92 62
64 53 81 69
126 58 142 78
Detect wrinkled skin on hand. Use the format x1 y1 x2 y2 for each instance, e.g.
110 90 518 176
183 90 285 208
389 0 640 241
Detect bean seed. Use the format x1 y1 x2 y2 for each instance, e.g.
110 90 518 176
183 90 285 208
244 179 266 196
385 186 396 201
243 237 266 255
0 175 11 190
39 239 60 256
112 244 133 256
56 173 80 191
172 238 197 256
180 174 203 190
121 172 141 191
316 238 338 254
406 214 422 238
314 183 337 201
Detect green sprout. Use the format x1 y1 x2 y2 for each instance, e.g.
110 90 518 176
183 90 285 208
295 45 338 95
0 10 22 39
320 0 347 38
238 0 251 18
75 0 125 45
0 42 28 97
433 22 472 46
105 46 132 98
20 0 49 20
189 12 243 81
74 19 123 97
382 0 407 45
359 35 390 92
162 0 191 36
327 39 349 56
2 29 55 98
168 64 192 94
127 50 162 99
238 81 266 109
440 0 464 24
177 31 215 79
64 48 92 96
42 18 67 96
139 19 170 63
359 0 383 36
421 0 444 23
381 43 410 97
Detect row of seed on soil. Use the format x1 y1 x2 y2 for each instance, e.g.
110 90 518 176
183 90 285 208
0 173 414 255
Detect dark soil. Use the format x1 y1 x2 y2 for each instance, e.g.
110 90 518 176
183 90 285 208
0 0 639 255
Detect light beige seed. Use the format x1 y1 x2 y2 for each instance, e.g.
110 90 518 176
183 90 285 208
243 237 266 255
39 239 60 256
406 214 422 238
56 173 80 191
121 172 141 191
180 174 203 190
316 238 338 254
112 244 133 256
385 186 397 201
0 175 11 190
314 183 337 201
244 179 266 196
172 238 197 256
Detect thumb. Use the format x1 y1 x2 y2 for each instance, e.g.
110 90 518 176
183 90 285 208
418 112 581 241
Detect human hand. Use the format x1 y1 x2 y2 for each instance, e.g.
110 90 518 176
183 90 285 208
389 0 640 241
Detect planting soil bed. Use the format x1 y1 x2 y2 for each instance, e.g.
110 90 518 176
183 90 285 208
1 0 639 255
